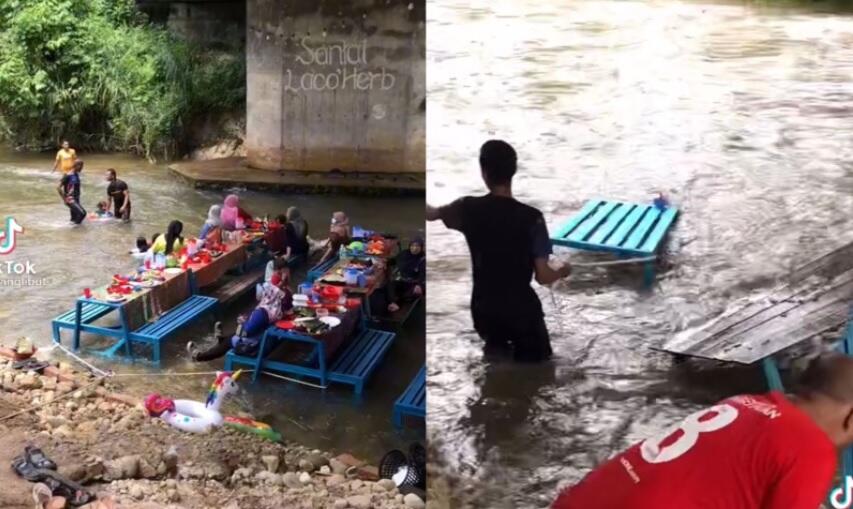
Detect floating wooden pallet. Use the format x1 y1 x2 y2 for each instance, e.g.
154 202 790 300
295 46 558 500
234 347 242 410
551 199 678 256
551 199 678 286
659 241 853 364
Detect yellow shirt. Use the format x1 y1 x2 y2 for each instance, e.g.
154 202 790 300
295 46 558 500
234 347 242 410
151 234 185 255
55 148 77 173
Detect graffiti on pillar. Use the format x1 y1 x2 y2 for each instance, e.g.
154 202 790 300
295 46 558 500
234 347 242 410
284 38 396 92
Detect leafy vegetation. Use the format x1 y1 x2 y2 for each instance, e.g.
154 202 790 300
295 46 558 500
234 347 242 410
0 0 245 160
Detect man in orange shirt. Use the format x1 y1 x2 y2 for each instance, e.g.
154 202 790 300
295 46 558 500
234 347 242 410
52 140 77 174
553 354 853 509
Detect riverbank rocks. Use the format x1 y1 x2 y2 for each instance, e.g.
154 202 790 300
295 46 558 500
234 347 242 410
377 479 397 492
104 455 140 481
255 470 283 486
261 454 280 473
283 471 302 489
2 372 16 391
162 446 179 473
17 373 41 390
231 467 254 484
347 494 373 509
0 351 414 509
404 493 426 508
46 496 67 509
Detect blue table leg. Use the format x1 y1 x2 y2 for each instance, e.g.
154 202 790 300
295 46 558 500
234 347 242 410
253 331 268 383
52 321 61 344
73 300 83 351
119 306 133 361
318 342 327 387
761 357 784 391
643 261 655 288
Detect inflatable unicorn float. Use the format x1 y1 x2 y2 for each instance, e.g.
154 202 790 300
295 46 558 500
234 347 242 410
144 370 281 441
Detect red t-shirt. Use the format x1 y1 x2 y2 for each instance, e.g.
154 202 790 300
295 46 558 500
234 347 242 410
553 392 836 509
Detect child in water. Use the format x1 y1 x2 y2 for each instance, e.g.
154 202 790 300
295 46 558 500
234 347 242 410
129 234 159 258
89 201 113 220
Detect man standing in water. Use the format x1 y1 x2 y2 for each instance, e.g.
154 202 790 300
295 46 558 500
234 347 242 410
52 140 77 174
106 168 131 222
426 140 571 362
553 354 853 509
58 160 86 224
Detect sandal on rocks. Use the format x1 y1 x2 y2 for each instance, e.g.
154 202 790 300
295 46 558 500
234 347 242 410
11 454 45 482
26 446 57 471
11 358 49 374
41 470 96 507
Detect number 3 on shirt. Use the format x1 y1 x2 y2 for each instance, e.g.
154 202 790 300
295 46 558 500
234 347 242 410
640 404 739 464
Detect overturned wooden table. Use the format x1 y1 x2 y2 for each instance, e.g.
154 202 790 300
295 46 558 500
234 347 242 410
658 241 853 482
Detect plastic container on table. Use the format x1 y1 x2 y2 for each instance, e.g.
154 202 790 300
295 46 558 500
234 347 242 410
344 268 360 286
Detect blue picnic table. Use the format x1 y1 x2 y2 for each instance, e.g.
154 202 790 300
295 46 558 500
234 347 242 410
551 199 678 286
52 270 217 363
225 303 396 395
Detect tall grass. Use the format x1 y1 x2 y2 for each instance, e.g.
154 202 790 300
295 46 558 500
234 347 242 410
0 0 245 160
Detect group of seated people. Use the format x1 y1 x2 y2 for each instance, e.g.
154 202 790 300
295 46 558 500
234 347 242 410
128 193 424 363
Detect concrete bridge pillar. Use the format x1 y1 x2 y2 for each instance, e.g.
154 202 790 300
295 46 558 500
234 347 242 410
246 0 425 174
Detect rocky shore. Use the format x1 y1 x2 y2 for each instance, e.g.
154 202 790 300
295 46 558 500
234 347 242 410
0 354 425 509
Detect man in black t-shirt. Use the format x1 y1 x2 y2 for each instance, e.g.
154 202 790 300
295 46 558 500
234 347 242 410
105 168 131 222
427 140 571 362
57 160 86 224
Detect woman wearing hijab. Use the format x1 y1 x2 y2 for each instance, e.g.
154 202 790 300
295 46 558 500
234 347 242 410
319 211 352 263
220 194 253 231
188 268 292 361
199 205 223 246
151 220 185 255
387 237 426 313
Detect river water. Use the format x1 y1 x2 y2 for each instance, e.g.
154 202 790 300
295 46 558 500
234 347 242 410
427 1 853 507
0 148 425 462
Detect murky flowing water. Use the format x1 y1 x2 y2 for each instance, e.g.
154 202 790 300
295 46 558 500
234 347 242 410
0 148 425 461
427 1 853 507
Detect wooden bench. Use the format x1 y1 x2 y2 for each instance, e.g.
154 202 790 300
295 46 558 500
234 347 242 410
551 199 678 286
128 295 218 363
306 255 339 284
52 301 115 343
225 325 395 395
204 267 265 307
393 365 426 428
376 297 421 330
328 327 396 395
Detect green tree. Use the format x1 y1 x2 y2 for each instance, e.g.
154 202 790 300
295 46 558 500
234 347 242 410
0 0 244 160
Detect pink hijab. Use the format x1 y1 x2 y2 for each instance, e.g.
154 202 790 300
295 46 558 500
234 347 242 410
221 194 239 231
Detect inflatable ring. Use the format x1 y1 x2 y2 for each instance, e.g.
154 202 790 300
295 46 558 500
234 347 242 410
144 370 243 434
161 400 224 433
